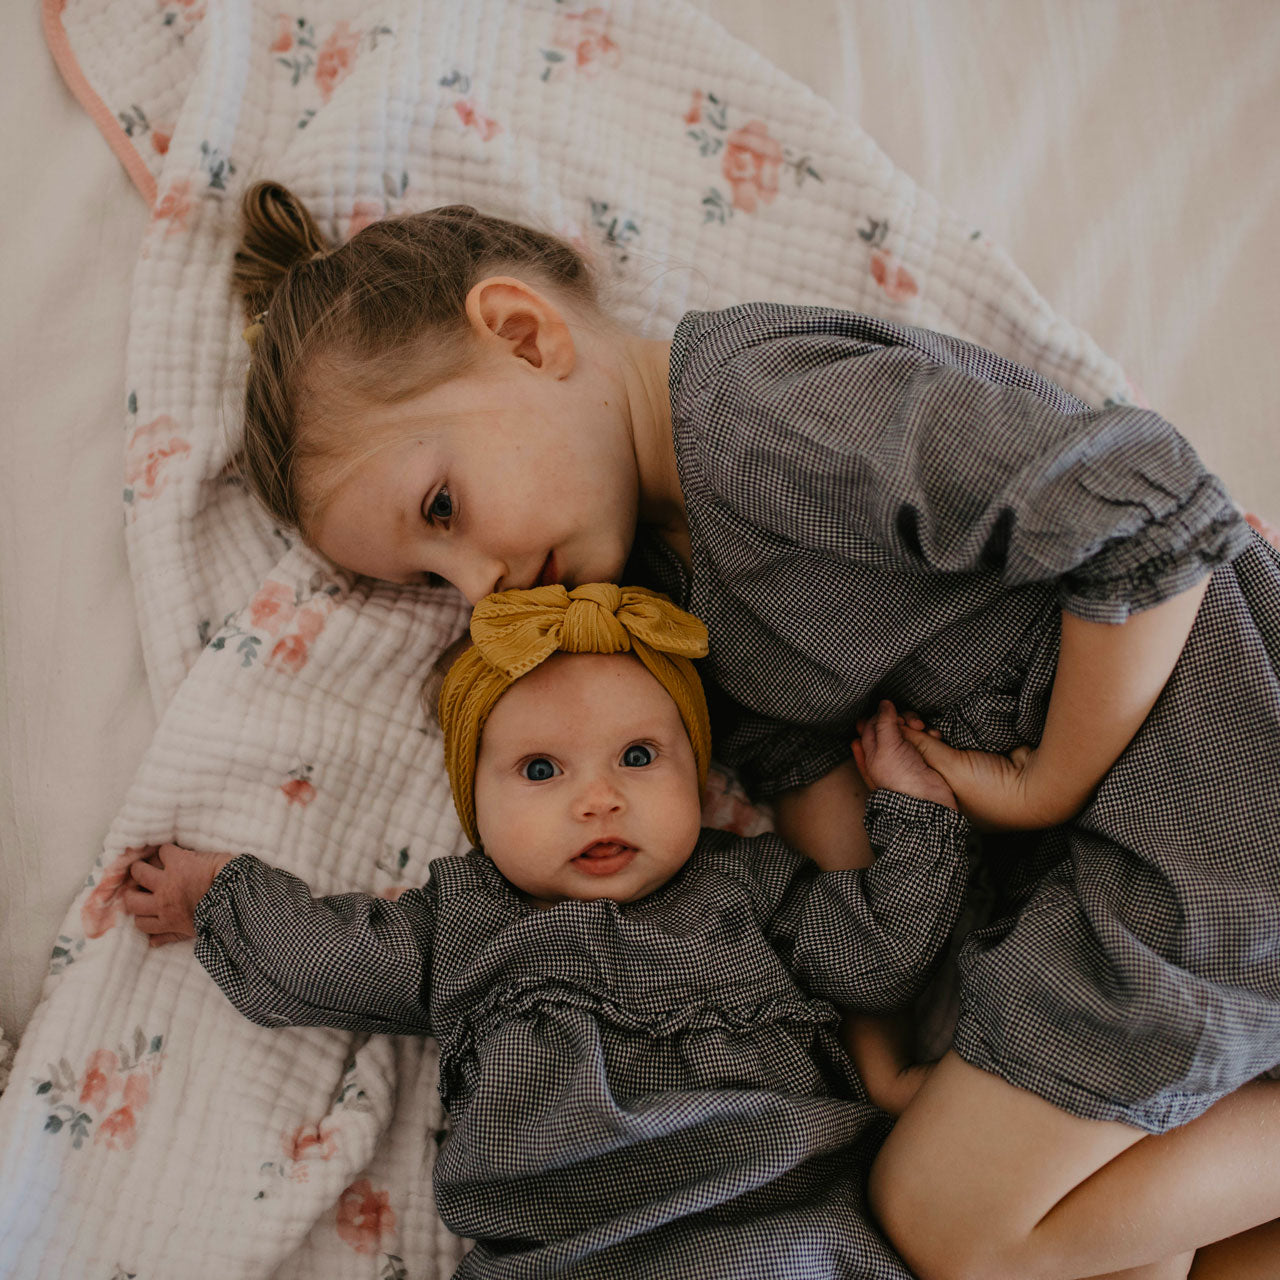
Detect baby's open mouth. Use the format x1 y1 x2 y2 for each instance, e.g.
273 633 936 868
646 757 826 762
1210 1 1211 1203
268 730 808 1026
571 841 637 876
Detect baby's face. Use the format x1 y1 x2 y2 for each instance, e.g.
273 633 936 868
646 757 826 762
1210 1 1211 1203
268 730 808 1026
473 653 703 907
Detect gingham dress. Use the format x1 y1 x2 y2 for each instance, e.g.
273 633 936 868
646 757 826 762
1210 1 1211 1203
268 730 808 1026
629 302 1280 1135
194 792 969 1279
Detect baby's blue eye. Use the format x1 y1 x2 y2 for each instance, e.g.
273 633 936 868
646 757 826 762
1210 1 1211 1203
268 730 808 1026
427 488 453 523
622 745 653 768
522 757 559 781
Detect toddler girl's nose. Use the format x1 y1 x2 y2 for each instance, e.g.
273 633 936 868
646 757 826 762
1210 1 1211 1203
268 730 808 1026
453 552 507 606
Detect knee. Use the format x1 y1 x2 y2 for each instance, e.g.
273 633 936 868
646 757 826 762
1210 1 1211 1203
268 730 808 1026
1159 1253 1196 1280
868 1153 1022 1280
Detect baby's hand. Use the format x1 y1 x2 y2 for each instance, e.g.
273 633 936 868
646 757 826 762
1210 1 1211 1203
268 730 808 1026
121 843 234 946
853 701 957 811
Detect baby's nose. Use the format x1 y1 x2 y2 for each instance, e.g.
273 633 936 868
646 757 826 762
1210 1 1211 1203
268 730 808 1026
575 776 625 818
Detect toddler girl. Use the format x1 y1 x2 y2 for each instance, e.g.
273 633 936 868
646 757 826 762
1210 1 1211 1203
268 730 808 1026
226 181 1280 1278
124 583 971 1279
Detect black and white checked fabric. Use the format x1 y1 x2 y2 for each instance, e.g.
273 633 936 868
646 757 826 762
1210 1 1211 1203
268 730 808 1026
629 301 1280 1134
195 791 970 1279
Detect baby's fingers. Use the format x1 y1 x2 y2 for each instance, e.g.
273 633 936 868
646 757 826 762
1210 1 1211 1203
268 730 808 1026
120 885 155 916
129 858 162 888
851 738 872 790
873 700 908 746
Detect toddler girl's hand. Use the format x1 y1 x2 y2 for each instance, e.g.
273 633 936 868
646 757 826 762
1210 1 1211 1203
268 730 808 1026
121 843 234 946
894 730 1053 832
852 702 957 811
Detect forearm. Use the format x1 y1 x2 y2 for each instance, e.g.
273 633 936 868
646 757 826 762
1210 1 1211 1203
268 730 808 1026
772 758 873 870
790 792 970 1011
195 856 436 1035
1029 575 1210 824
843 1012 934 1117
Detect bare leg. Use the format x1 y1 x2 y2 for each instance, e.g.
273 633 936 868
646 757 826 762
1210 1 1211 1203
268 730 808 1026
1187 1220 1280 1280
868 1053 1280 1280
1082 1254 1194 1280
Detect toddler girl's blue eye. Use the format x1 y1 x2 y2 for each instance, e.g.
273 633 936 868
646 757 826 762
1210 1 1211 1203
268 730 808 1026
427 488 453 522
522 757 558 781
622 745 653 768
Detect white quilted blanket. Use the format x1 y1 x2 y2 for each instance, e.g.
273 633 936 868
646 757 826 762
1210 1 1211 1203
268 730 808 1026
1 1 1136 1274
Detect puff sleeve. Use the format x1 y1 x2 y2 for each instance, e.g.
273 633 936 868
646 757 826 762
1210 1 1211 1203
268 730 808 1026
760 790 971 1012
194 854 438 1036
678 307 1249 626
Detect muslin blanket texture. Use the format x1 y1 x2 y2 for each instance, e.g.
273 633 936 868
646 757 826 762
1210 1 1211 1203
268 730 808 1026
2 1 1143 1275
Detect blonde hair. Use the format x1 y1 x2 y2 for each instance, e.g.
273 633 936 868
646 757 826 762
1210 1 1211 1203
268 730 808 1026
229 181 599 534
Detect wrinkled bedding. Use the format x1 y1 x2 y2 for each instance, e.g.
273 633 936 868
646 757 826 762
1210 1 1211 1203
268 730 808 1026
0 1 1276 1275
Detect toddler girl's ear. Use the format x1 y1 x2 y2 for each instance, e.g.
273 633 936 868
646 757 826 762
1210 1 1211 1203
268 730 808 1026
464 276 576 378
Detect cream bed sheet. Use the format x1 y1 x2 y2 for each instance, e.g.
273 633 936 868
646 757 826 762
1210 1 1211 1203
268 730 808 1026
1 0 1276 1060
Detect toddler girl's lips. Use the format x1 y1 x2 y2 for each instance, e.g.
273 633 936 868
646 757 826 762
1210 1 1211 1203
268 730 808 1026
572 841 636 876
535 552 557 588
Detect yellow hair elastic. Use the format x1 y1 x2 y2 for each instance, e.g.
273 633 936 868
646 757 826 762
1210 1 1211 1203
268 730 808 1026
439 583 712 846
241 310 268 350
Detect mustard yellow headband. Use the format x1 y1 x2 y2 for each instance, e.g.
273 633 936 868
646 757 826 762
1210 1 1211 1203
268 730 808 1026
439 583 711 846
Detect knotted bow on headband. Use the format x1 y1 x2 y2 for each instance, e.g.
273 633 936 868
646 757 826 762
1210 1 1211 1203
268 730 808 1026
439 583 711 846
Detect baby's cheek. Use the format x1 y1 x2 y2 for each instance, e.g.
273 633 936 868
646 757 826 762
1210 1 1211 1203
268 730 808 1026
673 784 705 855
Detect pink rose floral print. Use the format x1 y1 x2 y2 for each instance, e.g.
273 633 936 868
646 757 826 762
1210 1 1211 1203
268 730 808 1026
150 178 194 235
81 847 155 940
280 763 317 806
336 1177 397 1255
1246 511 1280 551
254 1054 373 1199
683 89 823 223
700 765 772 838
859 217 919 302
33 1028 164 1151
271 16 394 129
439 71 503 142
116 103 173 156
540 7 621 81
124 414 191 513
204 571 342 671
254 1119 339 1197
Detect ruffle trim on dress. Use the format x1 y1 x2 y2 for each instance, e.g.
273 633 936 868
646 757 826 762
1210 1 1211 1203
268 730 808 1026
1059 475 1250 624
435 977 838 1099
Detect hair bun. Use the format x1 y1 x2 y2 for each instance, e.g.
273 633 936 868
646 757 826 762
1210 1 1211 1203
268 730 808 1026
232 181 333 319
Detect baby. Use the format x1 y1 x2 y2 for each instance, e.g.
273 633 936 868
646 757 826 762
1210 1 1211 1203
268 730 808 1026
123 583 969 1279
